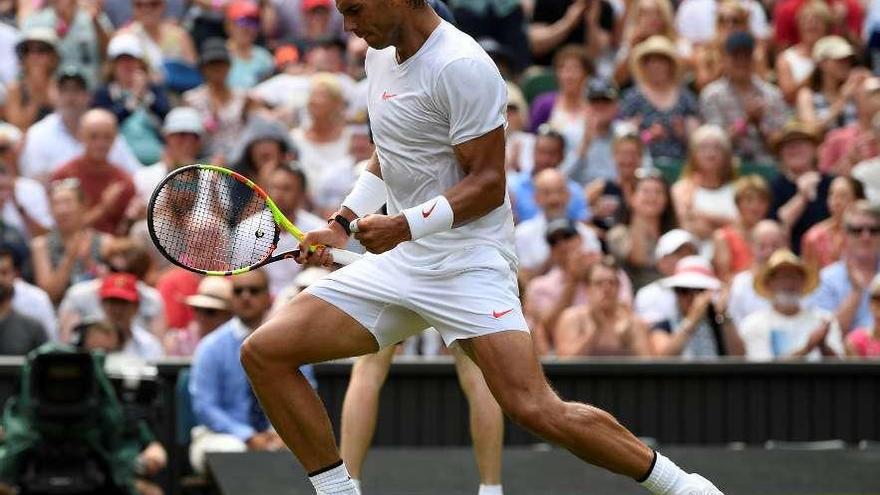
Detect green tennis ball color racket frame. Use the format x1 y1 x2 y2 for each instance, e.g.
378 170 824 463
147 164 361 276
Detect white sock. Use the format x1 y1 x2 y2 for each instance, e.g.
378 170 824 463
351 478 361 493
478 484 503 495
640 452 685 495
309 462 360 495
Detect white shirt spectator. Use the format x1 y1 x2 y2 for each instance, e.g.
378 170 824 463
675 0 770 44
134 162 171 202
740 307 843 361
19 113 142 183
3 177 53 238
12 278 57 341
727 270 770 327
290 126 355 211
0 22 20 85
634 280 676 325
515 214 601 271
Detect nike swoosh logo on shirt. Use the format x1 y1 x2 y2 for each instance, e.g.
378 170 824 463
492 308 514 319
422 201 437 218
382 91 397 100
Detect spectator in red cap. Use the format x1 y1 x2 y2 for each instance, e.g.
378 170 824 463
99 272 163 360
225 1 273 89
298 0 336 45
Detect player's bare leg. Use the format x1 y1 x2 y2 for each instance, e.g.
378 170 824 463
241 293 378 494
459 331 723 495
340 346 396 484
451 346 504 491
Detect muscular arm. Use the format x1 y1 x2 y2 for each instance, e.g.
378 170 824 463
446 126 507 225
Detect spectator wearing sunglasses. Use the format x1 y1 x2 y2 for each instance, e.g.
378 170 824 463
813 200 880 333
650 256 744 358
6 27 59 131
165 277 233 357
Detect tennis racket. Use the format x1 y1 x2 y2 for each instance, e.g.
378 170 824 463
147 164 361 276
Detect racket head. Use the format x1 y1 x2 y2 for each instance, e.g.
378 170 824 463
147 164 281 276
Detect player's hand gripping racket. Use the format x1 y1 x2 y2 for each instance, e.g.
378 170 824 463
147 164 361 275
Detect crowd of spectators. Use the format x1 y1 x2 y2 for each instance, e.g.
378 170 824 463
0 0 874 380
0 0 876 489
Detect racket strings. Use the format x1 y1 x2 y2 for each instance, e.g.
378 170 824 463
151 168 277 272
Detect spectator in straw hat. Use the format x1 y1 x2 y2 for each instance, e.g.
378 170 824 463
740 249 842 360
620 35 699 164
164 277 233 357
845 273 880 357
650 256 744 358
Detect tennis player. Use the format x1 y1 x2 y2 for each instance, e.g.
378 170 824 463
240 1 724 494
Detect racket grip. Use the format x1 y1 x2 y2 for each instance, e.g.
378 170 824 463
328 248 362 266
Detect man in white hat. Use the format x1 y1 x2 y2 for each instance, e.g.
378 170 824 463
741 249 842 360
164 276 233 357
133 106 205 201
651 256 745 358
634 229 700 325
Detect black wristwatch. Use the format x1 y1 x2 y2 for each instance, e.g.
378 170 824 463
329 214 352 236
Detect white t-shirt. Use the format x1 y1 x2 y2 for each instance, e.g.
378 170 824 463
675 0 770 43
634 280 677 325
3 178 53 238
20 113 143 183
290 127 357 210
366 20 514 264
514 214 600 271
727 270 770 327
740 307 844 361
12 278 57 341
134 162 169 202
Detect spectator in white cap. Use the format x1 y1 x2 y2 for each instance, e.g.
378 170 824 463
21 0 113 87
634 229 699 325
728 220 789 327
650 256 745 358
133 107 205 201
92 33 171 166
0 123 53 240
6 27 59 131
165 277 233 357
19 65 143 184
740 248 841 360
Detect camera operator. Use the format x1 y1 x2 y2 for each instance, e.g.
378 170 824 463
76 318 167 495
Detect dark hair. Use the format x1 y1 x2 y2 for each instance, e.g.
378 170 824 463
0 246 19 271
633 173 678 232
409 0 427 6
552 45 594 77
833 175 866 201
274 161 309 192
536 124 567 152
585 255 619 283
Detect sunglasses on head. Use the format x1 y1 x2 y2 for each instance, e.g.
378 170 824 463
233 285 266 296
845 224 880 236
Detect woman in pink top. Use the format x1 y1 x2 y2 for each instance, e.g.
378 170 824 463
846 274 880 358
802 176 865 269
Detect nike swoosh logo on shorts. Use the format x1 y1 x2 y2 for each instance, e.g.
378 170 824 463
492 308 514 319
422 201 437 218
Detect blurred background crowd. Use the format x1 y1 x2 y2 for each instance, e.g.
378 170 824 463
0 0 874 369
0 1 876 493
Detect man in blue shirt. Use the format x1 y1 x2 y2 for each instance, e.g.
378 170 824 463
189 269 316 473
812 201 880 332
509 126 590 222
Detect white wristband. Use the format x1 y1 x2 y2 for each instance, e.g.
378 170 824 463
401 195 454 240
341 171 387 218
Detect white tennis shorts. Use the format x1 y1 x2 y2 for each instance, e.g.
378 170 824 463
305 245 530 348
